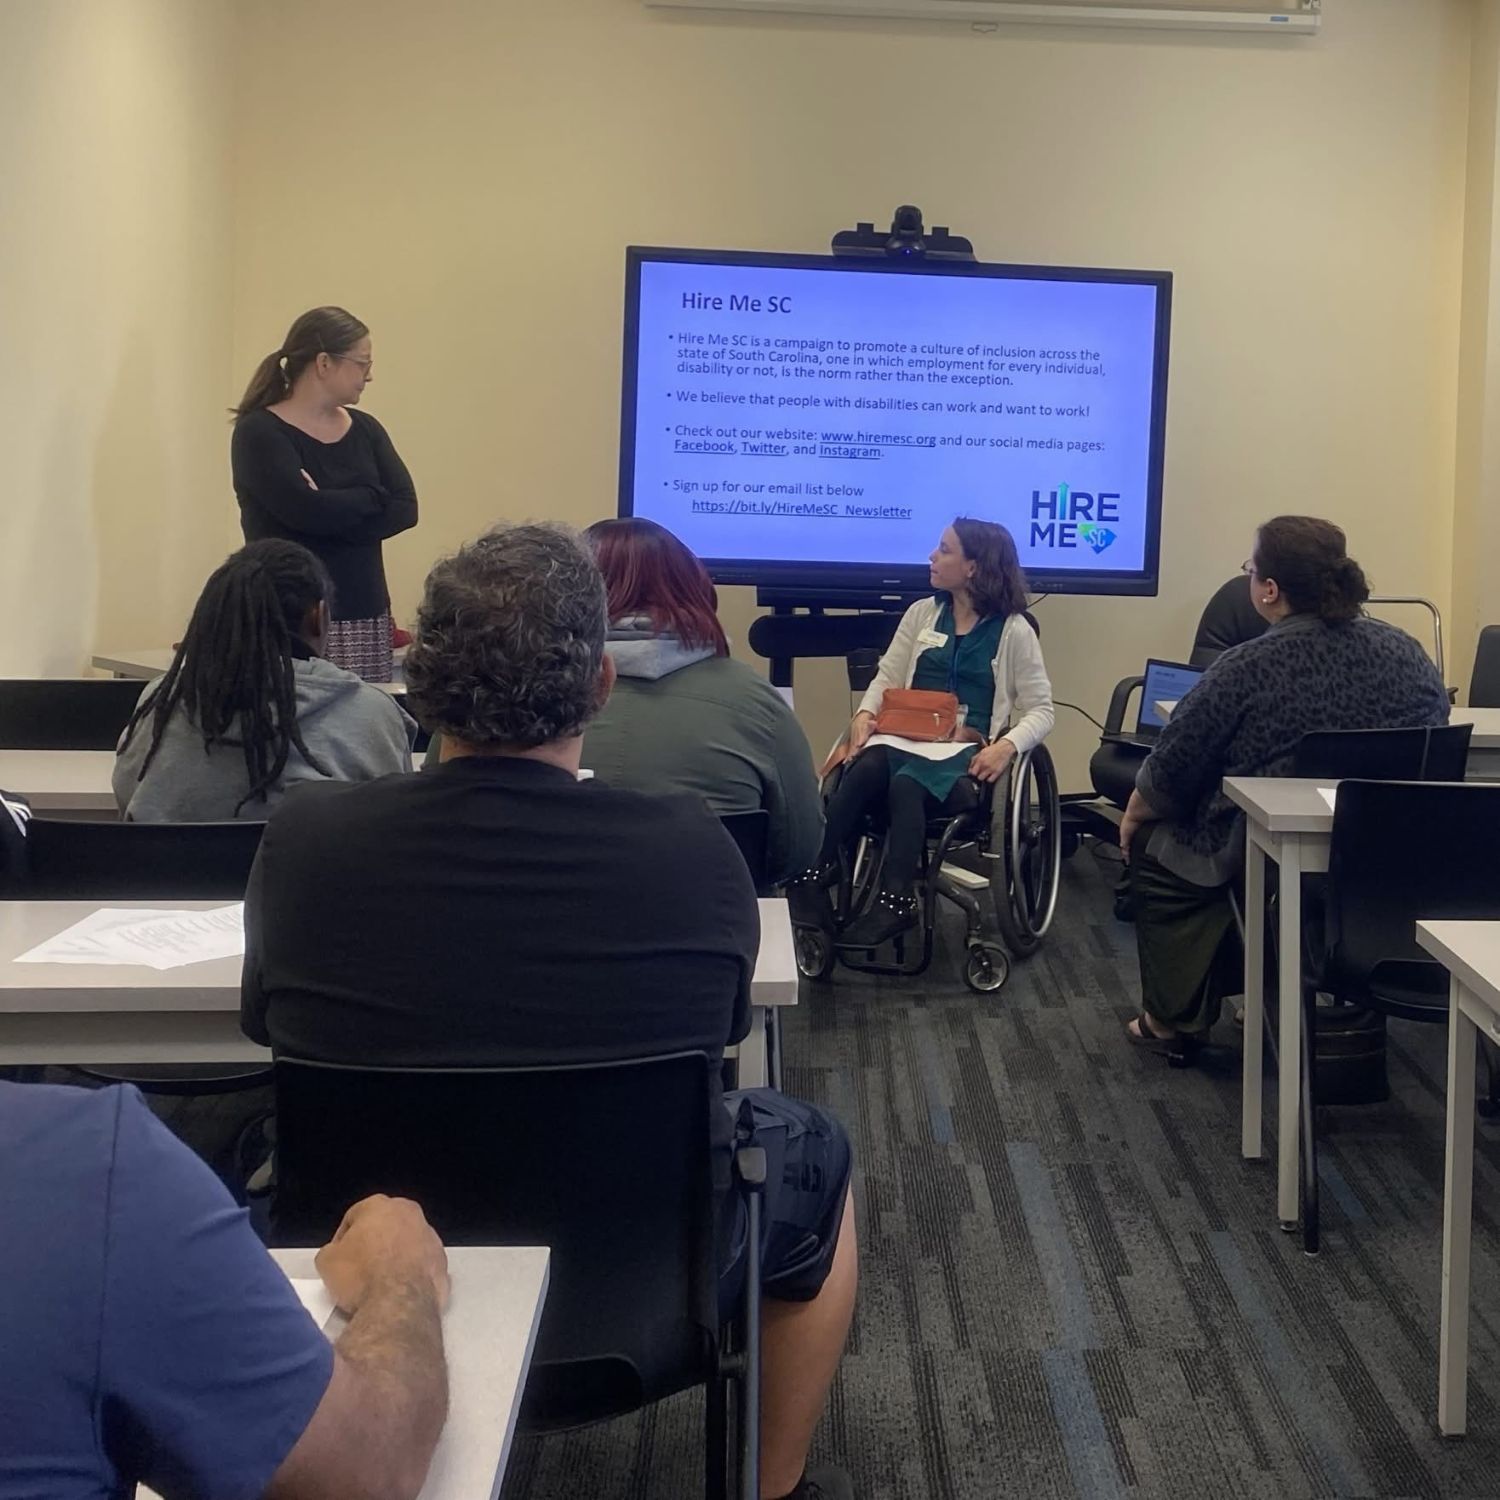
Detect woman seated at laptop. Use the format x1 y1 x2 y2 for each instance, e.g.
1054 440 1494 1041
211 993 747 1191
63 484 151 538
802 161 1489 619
788 517 1055 949
1120 515 1449 1059
114 540 413 822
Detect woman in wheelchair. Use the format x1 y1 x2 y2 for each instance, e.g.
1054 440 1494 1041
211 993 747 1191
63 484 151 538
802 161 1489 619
788 518 1055 949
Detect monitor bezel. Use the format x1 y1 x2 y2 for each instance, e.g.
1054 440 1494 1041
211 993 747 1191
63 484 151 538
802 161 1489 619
619 245 1172 598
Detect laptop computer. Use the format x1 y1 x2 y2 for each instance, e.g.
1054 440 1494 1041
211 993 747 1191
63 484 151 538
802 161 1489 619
1135 658 1205 738
1104 658 1206 749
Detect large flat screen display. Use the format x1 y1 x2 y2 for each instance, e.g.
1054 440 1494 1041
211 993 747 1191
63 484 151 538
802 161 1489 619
620 247 1171 596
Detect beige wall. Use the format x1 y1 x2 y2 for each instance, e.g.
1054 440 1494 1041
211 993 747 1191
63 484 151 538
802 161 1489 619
0 0 236 678
1454 0 1500 702
230 0 1474 781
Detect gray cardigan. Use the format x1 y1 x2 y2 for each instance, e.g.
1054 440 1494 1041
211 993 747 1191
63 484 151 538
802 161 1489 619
114 658 413 822
1138 612 1449 886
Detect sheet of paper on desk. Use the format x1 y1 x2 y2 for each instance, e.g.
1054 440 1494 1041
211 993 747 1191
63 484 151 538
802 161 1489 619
14 904 244 970
1318 786 1337 814
289 1276 338 1330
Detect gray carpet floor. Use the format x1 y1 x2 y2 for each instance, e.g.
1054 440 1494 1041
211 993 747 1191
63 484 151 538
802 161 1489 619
502 847 1500 1500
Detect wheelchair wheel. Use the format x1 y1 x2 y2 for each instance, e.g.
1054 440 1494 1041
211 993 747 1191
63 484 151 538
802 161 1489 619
989 743 1062 958
794 925 836 981
963 942 1010 994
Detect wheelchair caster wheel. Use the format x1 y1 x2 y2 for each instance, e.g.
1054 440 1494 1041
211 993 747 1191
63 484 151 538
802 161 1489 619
794 926 836 982
963 943 1010 994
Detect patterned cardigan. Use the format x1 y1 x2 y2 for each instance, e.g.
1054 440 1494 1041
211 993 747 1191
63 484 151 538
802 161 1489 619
1137 612 1449 886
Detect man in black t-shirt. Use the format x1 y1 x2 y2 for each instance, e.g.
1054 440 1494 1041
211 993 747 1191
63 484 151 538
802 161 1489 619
242 522 857 1500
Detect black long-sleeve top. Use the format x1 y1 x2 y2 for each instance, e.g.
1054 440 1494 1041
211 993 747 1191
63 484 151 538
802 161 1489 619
231 407 418 620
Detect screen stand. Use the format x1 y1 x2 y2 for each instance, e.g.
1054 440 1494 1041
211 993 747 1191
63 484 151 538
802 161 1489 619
748 589 926 691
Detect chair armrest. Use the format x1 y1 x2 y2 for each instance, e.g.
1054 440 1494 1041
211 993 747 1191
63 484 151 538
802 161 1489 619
1103 676 1145 736
734 1144 768 1193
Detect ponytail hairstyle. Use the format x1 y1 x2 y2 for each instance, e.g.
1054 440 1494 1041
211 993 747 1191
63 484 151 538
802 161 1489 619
125 540 334 812
1253 516 1370 623
232 306 369 419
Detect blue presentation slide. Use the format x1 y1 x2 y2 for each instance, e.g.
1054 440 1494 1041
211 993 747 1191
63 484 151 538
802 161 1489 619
627 257 1164 575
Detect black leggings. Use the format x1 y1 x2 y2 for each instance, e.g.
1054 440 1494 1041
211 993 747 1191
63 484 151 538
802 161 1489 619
817 746 973 892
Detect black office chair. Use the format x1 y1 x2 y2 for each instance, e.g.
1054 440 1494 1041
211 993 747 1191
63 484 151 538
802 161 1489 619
719 810 772 894
1470 625 1500 709
0 679 146 750
271 1052 767 1500
1292 724 1473 782
1296 781 1500 1254
1190 574 1270 668
6 817 264 899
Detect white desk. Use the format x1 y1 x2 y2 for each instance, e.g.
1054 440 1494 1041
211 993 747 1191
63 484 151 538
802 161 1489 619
1451 707 1500 779
0 750 120 812
1223 777 1334 1229
1154 699 1178 723
138 1246 549 1500
1415 919 1500 1436
92 647 407 694
0 749 425 813
0 898 798 1087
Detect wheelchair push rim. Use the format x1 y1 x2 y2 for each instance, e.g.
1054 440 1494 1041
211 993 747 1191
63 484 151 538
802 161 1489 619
988 743 1062 956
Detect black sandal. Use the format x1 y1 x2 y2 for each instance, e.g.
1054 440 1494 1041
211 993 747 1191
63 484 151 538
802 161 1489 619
1127 1013 1201 1068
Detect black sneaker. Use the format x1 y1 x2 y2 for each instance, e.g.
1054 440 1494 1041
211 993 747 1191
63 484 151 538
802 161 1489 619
835 887 918 949
785 1464 855 1500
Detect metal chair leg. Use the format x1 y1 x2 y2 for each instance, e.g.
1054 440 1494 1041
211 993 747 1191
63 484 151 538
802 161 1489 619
735 1147 766 1500
1300 988 1320 1255
705 1372 729 1500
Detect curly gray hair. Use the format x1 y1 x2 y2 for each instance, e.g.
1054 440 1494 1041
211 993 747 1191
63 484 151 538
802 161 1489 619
403 523 607 748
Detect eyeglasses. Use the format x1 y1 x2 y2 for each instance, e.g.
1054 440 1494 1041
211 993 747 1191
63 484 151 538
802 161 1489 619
333 354 373 372
1241 559 1257 577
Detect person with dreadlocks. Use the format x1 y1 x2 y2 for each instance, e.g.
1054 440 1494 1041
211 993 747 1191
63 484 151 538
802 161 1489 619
113 540 413 822
231 306 418 682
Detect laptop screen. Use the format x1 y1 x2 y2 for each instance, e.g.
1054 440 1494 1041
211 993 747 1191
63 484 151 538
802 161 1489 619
1137 659 1205 735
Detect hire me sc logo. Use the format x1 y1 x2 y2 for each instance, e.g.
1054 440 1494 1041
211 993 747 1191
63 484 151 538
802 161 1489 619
1029 483 1120 554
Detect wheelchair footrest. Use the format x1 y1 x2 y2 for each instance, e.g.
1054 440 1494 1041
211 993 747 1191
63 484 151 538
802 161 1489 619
939 861 989 891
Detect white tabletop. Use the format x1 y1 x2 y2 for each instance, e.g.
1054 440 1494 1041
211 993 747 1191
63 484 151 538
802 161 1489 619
1451 707 1500 749
0 749 119 811
0 897 798 1010
1222 776 1336 834
139 1246 549 1500
0 749 425 811
92 649 407 694
92 648 175 678
1416 920 1500 1014
1154 699 1178 722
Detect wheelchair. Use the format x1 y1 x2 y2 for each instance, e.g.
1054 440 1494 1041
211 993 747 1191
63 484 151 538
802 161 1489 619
792 739 1063 994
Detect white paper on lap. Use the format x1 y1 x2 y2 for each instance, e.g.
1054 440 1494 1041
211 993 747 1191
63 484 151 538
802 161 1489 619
862 734 973 763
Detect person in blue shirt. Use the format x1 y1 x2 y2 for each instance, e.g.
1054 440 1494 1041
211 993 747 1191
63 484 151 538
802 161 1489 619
0 1080 449 1499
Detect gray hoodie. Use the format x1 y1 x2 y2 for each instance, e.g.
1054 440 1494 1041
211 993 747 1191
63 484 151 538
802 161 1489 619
113 657 413 822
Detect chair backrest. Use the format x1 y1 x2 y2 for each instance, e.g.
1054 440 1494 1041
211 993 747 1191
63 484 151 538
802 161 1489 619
10 818 264 899
719 810 771 891
1292 724 1473 782
1324 781 1500 999
0 679 146 750
1470 625 1500 708
1190 576 1269 668
271 1051 723 1425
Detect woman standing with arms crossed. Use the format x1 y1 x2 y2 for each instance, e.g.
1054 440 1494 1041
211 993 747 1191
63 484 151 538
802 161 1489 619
231 306 418 681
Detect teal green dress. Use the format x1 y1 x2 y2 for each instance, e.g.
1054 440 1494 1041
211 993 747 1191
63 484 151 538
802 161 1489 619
890 600 1007 801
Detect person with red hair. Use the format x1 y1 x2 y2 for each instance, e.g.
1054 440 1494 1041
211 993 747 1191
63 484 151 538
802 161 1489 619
581 517 822 884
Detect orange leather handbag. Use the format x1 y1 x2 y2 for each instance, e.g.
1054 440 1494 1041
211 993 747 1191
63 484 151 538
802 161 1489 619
873 688 961 742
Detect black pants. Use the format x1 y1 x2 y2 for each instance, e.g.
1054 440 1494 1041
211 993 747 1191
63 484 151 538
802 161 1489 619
817 746 974 892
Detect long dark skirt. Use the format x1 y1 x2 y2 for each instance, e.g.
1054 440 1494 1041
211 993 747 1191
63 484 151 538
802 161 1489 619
1130 846 1241 1034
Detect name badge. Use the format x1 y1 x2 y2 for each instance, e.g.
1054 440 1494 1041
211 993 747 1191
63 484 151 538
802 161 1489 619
917 628 949 649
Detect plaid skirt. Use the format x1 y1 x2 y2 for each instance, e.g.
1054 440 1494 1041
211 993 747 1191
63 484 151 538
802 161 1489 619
326 614 393 682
